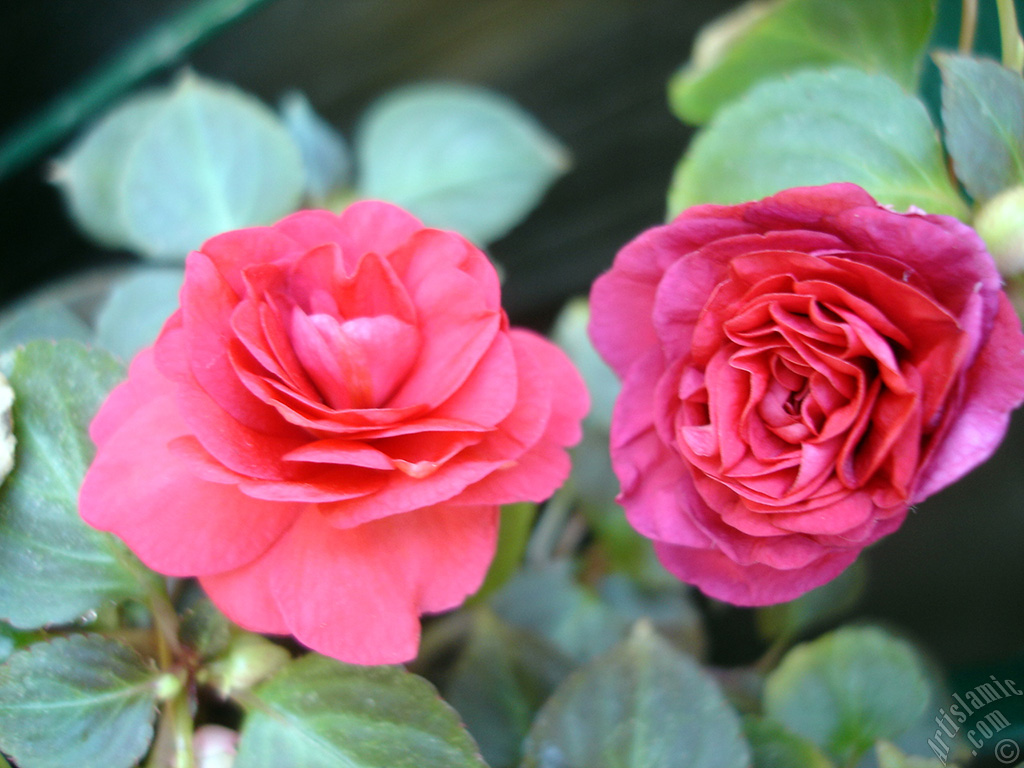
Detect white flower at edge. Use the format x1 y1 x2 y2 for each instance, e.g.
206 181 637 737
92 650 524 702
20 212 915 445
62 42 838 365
0 371 14 486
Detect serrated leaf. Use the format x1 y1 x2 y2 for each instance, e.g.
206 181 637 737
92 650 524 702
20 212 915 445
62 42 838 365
52 91 164 248
669 0 936 124
492 562 625 664
234 654 486 768
764 626 930 765
668 67 967 219
0 341 148 628
743 716 834 768
521 624 750 768
446 610 573 768
0 635 162 768
356 83 568 245
94 268 184 360
280 90 351 204
937 53 1024 202
121 73 304 260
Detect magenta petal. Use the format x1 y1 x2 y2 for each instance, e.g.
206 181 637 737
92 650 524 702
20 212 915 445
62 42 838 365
589 213 757 377
913 293 1024 501
611 351 713 548
654 540 860 606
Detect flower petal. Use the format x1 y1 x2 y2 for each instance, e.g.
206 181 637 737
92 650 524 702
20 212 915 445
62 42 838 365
266 504 498 664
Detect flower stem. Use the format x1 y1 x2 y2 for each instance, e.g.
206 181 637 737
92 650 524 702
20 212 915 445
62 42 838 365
0 0 276 180
526 485 575 565
959 0 978 52
146 689 195 768
997 0 1024 74
149 586 182 670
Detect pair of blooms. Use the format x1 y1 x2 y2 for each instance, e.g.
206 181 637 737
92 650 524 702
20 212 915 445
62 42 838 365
80 184 1024 664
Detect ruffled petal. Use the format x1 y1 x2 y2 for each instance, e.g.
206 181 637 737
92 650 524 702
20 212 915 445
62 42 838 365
267 504 498 664
80 396 302 576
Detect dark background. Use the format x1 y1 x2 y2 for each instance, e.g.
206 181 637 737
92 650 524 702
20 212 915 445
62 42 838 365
1 0 1021 681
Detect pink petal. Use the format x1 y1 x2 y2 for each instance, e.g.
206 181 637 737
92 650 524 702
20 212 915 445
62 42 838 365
387 231 503 409
200 555 290 635
79 396 302 576
320 329 550 529
267 504 498 664
274 203 423 272
181 251 296 434
197 225 303 296
89 348 173 446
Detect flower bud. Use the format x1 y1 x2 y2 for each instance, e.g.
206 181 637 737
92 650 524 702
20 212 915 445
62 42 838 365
201 633 290 698
975 185 1024 276
193 725 238 768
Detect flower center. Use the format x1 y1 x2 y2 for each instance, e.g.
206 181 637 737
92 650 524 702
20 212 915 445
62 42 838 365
289 308 420 409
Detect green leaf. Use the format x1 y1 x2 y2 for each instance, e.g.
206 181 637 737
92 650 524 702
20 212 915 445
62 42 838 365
356 83 569 245
757 559 866 643
668 67 967 219
521 623 750 768
280 90 352 204
0 635 163 768
492 562 625 663
0 299 93 351
121 73 304 260
94 268 184 360
471 502 538 605
0 341 148 628
669 0 936 124
446 610 573 768
598 574 706 658
234 654 487 768
875 740 950 768
52 91 165 248
937 53 1024 202
764 626 930 765
551 297 619 431
743 716 834 768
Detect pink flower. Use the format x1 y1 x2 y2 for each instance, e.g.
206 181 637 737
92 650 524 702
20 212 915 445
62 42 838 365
589 184 1024 605
80 202 587 663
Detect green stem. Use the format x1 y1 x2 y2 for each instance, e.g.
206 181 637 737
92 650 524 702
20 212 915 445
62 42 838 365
149 586 182 670
959 0 978 52
146 690 195 768
0 0 276 181
526 484 575 565
997 0 1024 74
